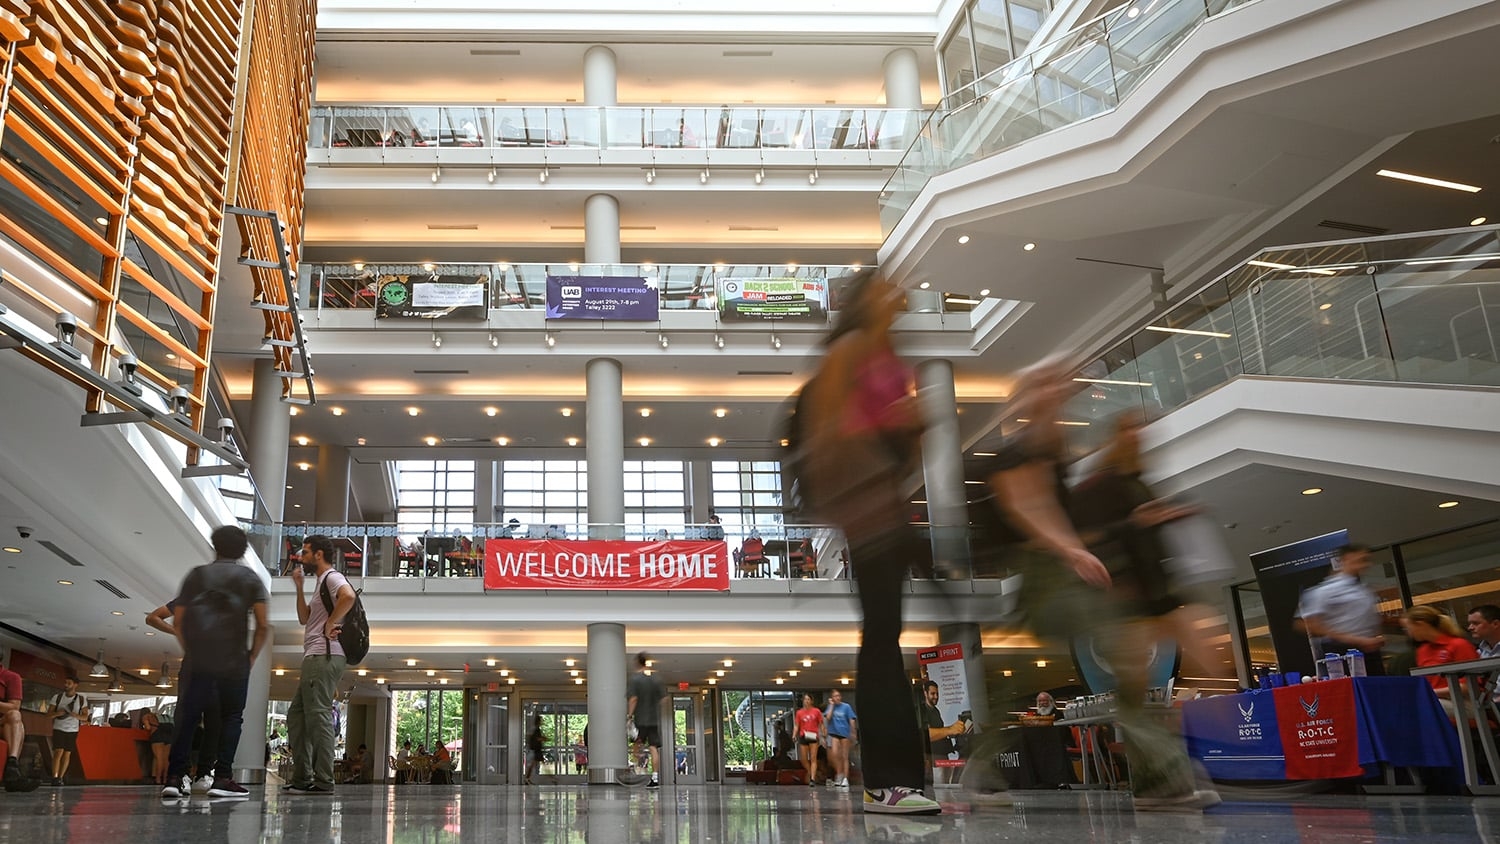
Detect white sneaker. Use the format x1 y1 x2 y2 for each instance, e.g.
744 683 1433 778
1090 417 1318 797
160 775 191 799
191 776 213 795
837 778 850 789
863 786 941 815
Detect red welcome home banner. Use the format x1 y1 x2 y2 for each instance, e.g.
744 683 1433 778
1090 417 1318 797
1273 677 1360 779
484 539 730 591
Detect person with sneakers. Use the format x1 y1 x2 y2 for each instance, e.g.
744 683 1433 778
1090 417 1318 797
798 272 940 815
47 671 88 785
626 652 665 788
160 525 269 801
285 534 355 796
823 688 857 788
2 649 40 792
147 598 221 794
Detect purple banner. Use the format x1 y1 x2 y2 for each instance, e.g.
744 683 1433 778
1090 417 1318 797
546 276 660 320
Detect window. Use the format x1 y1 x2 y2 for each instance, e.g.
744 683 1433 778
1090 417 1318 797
710 461 784 535
395 460 476 541
624 460 687 537
500 459 587 534
941 13 978 97
972 0 1016 77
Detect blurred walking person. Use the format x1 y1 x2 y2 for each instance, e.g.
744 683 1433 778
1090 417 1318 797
797 270 938 815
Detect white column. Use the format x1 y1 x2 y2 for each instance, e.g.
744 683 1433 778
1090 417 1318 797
584 194 621 265
883 47 924 110
313 444 350 523
586 358 625 540
583 45 618 107
586 622 629 784
688 460 713 524
917 358 966 573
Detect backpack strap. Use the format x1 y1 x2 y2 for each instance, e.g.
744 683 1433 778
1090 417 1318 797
318 574 332 656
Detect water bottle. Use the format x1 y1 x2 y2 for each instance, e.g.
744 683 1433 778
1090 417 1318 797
1324 653 1346 679
1346 649 1367 678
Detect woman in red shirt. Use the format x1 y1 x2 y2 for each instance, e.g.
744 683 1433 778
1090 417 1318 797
1403 605 1480 719
794 693 825 786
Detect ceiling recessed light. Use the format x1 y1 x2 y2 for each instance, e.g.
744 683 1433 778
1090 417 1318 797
957 235 970 245
638 437 651 446
486 659 497 667
569 669 579 677
508 677 517 685
1319 303 1332 310
485 407 499 417
1438 500 1460 509
715 670 725 677
357 438 367 446
1035 659 1047 668
275 668 286 676
499 669 509 677
1301 487 1323 495
774 678 784 685
707 437 721 447
639 408 652 417
57 579 72 586
802 658 813 668
426 669 436 677
918 282 930 289
424 436 438 446
565 658 576 667
357 669 368 677
406 659 418 667
111 611 124 616
560 408 573 417
2 547 19 553
566 437 579 446
496 436 510 446
95 216 108 226
1023 242 1036 251
139 668 151 675
1375 169 1482 193
708 678 717 685
714 408 728 418
331 407 345 416
295 436 309 446
407 407 421 416
978 288 991 297
376 677 386 684
787 670 799 677
145 631 155 636
1471 216 1488 226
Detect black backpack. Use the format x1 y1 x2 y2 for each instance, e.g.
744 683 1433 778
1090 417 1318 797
320 574 370 665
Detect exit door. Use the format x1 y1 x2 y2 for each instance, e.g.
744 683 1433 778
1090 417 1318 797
670 694 704 784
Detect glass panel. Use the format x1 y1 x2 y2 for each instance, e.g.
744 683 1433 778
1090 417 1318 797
1234 583 1275 672
1376 258 1500 387
1007 0 1052 51
972 0 1015 77
941 13 978 97
1401 521 1500 631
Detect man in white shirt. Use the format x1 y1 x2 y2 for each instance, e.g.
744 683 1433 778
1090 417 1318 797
1469 605 1500 659
285 535 355 795
1295 544 1386 675
48 672 88 786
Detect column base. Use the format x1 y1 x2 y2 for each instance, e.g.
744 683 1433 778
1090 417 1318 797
234 767 267 785
588 766 640 785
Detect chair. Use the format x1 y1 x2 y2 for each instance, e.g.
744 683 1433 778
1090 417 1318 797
737 537 769 578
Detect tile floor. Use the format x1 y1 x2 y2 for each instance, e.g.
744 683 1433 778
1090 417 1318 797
1 783 1497 842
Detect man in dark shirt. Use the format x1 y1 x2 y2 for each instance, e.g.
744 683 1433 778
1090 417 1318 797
147 599 221 794
627 652 665 787
160 525 269 800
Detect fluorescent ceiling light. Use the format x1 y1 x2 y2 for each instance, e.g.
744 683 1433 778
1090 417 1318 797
1375 169 1481 193
946 296 981 305
1073 377 1153 387
1246 259 1337 276
1405 253 1500 266
1144 325 1231 338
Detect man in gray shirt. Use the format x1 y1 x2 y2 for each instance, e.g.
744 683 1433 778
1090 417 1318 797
626 652 665 788
1296 543 1386 675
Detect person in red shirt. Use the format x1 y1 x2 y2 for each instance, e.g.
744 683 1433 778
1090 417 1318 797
1403 605 1481 719
1 650 39 791
794 693 826 786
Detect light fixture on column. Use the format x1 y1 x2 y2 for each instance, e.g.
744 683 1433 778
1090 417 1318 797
52 312 81 359
770 333 781 350
700 168 710 184
645 167 656 184
431 166 441 184
487 168 497 184
808 167 819 185
754 168 764 185
489 333 499 349
658 332 669 350
89 646 109 678
714 333 725 350
545 331 556 348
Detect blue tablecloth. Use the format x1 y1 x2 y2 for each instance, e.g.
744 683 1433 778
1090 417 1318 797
1182 676 1459 780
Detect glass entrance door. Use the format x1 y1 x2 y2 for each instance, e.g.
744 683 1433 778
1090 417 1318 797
524 699 589 783
670 694 704 784
476 692 509 785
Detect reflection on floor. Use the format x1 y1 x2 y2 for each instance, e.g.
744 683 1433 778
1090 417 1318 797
1 784 1497 843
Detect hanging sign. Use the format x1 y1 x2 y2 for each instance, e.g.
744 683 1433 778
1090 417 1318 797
377 273 488 319
717 277 829 321
484 539 730 591
545 275 660 320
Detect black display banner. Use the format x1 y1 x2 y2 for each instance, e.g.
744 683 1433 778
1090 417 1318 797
1248 529 1347 677
376 274 488 319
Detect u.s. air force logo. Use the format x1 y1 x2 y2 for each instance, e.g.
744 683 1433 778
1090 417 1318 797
1236 699 1262 741
1301 694 1320 719
1238 701 1254 723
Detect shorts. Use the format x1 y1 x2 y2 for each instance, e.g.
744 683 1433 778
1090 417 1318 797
151 724 175 745
52 731 78 752
828 733 849 742
635 724 662 749
799 734 820 746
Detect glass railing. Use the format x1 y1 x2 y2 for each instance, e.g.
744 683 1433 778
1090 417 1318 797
1055 225 1500 455
296 261 994 314
309 105 924 155
881 0 1253 236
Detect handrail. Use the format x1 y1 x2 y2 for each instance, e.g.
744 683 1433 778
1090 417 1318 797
1055 224 1500 455
881 0 1254 237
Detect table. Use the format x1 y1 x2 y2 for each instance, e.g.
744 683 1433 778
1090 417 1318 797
1411 654 1500 795
994 726 1078 789
1182 677 1459 786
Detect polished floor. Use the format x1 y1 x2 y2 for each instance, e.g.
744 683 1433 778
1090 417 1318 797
1 783 1498 843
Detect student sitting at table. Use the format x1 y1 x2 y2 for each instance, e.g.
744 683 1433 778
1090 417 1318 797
1404 605 1481 719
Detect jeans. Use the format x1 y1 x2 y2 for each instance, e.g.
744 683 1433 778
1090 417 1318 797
167 663 249 780
851 528 926 791
287 654 346 787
